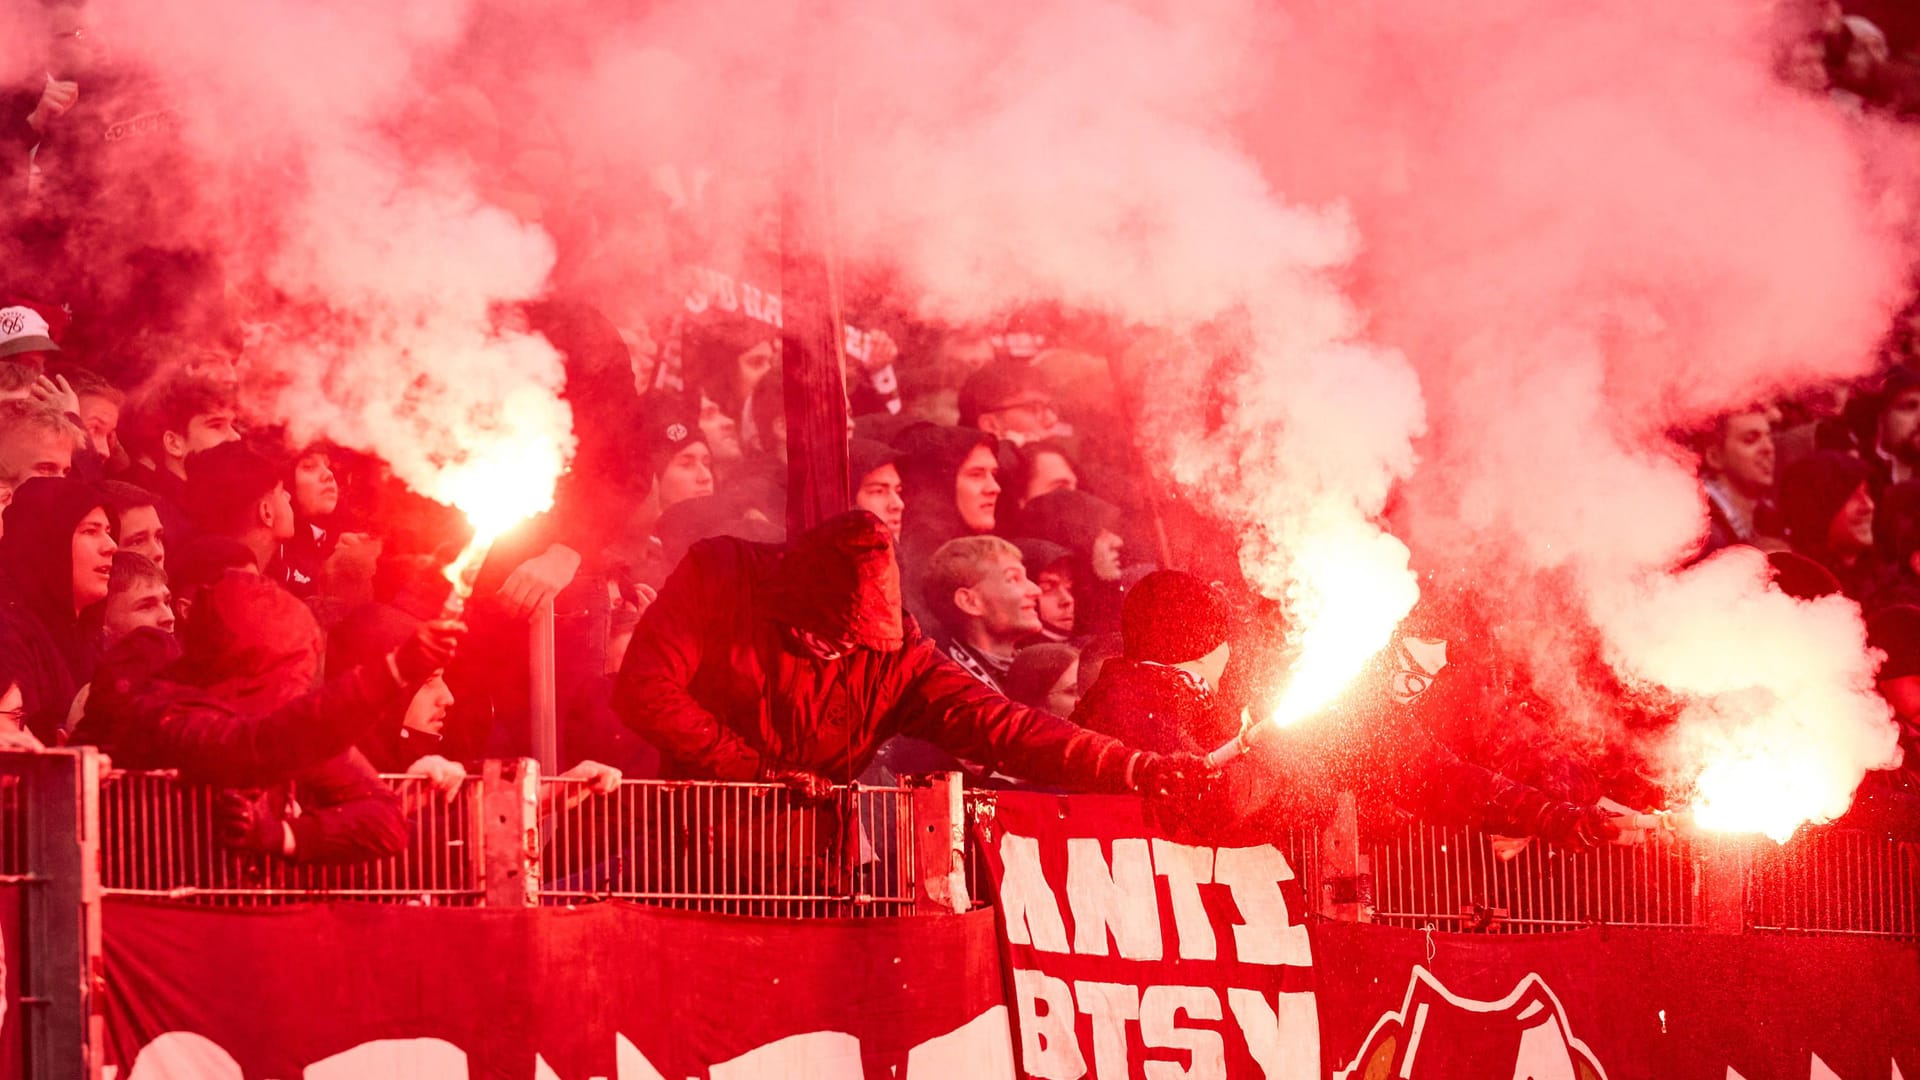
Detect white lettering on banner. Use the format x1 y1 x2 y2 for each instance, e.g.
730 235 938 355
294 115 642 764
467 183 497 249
615 1033 666 1080
709 1031 863 1080
305 1038 470 1079
1149 839 1216 961
1139 986 1226 1080
905 1005 1018 1079
1013 969 1089 1079
1213 846 1312 967
1227 989 1322 1080
124 1031 244 1079
740 283 767 324
1067 838 1163 960
999 832 1071 952
1074 981 1141 1080
120 1012 1010 1080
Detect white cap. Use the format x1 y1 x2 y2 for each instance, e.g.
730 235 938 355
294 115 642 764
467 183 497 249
0 306 58 359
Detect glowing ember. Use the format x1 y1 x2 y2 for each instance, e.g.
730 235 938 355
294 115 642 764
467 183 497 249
1267 530 1420 730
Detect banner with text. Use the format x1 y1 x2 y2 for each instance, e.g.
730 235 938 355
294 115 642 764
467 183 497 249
974 790 1920 1080
102 898 1012 1079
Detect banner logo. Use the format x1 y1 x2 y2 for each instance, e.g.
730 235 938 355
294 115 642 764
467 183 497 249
1334 967 1607 1080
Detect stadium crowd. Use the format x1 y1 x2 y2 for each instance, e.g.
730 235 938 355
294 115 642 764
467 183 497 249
0 1 1914 871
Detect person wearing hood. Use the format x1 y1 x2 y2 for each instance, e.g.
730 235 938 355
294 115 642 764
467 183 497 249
74 572 463 789
892 425 1000 628
74 574 462 864
850 438 905 539
1779 451 1888 601
0 476 115 741
1075 571 1632 851
613 510 1206 801
1014 538 1076 643
1013 488 1130 636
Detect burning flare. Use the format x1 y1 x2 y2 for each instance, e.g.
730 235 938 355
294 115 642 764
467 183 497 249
432 432 570 612
1268 529 1421 730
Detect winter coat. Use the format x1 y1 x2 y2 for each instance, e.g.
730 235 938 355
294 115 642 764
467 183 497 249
74 625 409 788
613 529 1148 792
0 477 110 742
1075 653 1574 844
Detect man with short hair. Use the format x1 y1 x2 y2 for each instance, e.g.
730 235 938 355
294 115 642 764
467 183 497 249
101 480 165 567
921 536 1042 694
0 397 76 490
100 551 173 648
1699 405 1779 551
182 441 295 583
54 364 125 458
1871 368 1920 488
120 371 240 491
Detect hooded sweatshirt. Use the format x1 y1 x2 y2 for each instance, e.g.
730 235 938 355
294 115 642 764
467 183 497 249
1013 488 1128 636
0 477 110 741
613 509 1154 792
893 425 997 628
75 574 406 863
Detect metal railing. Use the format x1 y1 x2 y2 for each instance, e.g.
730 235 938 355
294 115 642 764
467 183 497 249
98 770 486 905
1748 827 1920 939
538 778 919 917
42 761 1920 939
1365 820 1701 933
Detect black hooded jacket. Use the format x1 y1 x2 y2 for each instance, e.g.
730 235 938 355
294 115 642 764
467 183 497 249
0 477 110 742
613 511 1150 790
893 425 997 627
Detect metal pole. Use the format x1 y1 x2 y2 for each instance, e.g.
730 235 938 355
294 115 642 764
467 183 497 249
11 748 104 1079
528 598 558 774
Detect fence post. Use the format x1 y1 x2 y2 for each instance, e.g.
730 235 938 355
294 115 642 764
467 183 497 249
11 748 104 1079
1697 834 1752 934
909 772 969 915
528 599 559 775
1318 789 1372 921
481 759 541 908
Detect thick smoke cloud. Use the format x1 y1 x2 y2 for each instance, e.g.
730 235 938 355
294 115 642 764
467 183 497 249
20 0 1914 828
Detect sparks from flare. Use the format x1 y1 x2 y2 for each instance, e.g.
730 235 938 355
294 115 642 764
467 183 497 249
429 434 568 616
1687 751 1827 843
1209 531 1418 766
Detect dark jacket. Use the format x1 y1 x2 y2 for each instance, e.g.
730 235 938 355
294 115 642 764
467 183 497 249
893 425 998 628
73 625 410 788
0 477 110 742
613 526 1147 791
1075 653 1580 845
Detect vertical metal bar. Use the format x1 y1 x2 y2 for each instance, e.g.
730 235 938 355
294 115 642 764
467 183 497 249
529 599 559 775
15 749 105 1079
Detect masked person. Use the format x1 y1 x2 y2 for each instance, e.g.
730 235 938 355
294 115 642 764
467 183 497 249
615 510 1203 796
1075 570 1630 849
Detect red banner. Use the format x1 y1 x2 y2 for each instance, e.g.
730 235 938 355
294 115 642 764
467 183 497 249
102 898 1012 1079
975 792 1322 1080
975 790 1920 1080
0 884 22 1078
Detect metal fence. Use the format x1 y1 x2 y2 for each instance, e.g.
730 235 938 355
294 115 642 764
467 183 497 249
539 778 919 917
1747 827 1920 939
99 771 484 905
1365 820 1702 932
0 772 24 882
62 764 1920 939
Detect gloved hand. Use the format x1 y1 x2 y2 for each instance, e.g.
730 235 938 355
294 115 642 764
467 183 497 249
1133 751 1216 801
760 766 835 804
1534 801 1624 851
216 790 292 856
391 619 468 685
